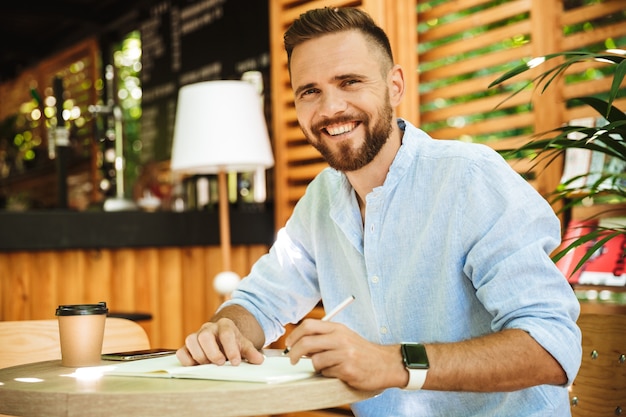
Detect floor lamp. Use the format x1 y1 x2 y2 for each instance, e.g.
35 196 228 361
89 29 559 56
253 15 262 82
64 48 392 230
170 80 274 299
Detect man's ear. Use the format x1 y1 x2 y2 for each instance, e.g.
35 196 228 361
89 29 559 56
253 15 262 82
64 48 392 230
388 64 405 107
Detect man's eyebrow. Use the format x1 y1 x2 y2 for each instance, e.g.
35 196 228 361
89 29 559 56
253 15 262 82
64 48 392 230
334 73 366 81
294 74 368 97
294 83 316 97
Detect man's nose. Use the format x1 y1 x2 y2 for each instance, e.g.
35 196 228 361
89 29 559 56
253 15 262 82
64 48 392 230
318 89 348 117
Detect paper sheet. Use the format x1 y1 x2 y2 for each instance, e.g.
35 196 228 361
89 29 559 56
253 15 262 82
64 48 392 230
103 354 317 384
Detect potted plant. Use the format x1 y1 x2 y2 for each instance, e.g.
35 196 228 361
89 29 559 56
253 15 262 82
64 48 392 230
488 49 626 273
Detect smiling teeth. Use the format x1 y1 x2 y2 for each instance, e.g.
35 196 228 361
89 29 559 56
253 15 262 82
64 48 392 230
326 122 356 136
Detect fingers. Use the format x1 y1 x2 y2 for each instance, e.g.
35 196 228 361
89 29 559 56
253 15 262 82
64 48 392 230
177 322 225 365
286 323 400 391
241 341 265 364
177 319 264 366
176 345 196 366
197 323 230 365
284 319 336 364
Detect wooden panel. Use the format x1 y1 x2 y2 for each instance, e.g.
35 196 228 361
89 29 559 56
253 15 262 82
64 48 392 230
421 93 530 124
420 21 531 62
365 0 419 120
419 44 532 83
135 248 159 339
562 21 626 51
158 248 184 347
416 0 623 206
181 247 209 338
112 249 136 311
562 0 626 26
428 112 535 141
569 314 626 416
418 0 495 22
418 0 530 42
0 244 269 349
417 0 536 154
286 146 324 164
421 73 526 102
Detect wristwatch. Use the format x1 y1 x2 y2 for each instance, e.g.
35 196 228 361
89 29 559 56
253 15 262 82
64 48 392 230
401 343 429 390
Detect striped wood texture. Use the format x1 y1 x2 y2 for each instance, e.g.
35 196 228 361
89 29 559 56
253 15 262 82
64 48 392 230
0 244 269 349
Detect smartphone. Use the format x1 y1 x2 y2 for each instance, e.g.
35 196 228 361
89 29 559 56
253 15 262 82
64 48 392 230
101 348 177 361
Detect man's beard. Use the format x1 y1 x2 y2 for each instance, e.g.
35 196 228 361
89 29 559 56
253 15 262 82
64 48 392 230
302 98 394 172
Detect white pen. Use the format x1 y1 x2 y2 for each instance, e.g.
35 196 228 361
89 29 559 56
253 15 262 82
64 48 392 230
283 295 356 354
320 294 356 322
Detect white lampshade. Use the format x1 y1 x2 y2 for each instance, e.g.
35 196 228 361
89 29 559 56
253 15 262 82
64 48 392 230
170 80 274 174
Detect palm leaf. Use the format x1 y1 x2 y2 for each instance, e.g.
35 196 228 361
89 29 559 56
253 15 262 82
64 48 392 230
609 58 626 109
574 96 626 123
490 50 626 109
553 229 623 276
491 49 626 275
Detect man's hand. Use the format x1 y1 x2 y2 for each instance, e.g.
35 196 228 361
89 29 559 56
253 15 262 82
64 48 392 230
284 319 407 391
176 306 265 367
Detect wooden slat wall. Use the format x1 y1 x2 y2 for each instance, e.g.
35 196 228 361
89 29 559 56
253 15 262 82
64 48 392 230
418 0 625 198
271 0 626 225
418 0 559 195
0 244 269 349
560 1 626 126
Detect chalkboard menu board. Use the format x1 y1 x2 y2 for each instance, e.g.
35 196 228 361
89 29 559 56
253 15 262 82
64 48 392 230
140 0 270 162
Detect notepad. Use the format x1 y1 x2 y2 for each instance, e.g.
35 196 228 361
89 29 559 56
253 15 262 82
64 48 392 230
102 354 317 384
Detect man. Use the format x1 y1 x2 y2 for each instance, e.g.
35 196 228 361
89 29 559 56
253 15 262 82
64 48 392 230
177 7 581 416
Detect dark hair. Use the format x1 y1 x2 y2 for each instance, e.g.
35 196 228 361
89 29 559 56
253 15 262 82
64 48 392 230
284 7 394 69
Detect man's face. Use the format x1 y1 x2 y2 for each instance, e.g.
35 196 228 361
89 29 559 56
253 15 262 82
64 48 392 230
289 30 395 172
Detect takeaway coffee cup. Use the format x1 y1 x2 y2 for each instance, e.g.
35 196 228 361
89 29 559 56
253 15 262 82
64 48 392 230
56 302 109 367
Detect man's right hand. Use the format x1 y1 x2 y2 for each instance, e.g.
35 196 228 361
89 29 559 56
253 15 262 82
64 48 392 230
176 316 265 366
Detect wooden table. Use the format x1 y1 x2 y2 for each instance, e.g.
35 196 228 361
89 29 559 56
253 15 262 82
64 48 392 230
0 357 379 417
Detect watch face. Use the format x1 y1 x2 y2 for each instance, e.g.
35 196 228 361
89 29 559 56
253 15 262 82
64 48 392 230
402 343 429 369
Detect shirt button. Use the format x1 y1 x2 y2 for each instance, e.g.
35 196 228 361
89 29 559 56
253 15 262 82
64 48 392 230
371 275 379 284
370 224 375 233
380 326 388 334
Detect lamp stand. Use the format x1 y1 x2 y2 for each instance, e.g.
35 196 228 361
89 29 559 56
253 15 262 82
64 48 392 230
217 169 231 271
213 169 241 301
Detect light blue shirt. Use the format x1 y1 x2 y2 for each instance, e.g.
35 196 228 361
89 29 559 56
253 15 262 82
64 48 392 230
225 119 581 416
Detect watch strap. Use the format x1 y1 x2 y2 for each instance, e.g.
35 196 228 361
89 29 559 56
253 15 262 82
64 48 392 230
405 367 428 390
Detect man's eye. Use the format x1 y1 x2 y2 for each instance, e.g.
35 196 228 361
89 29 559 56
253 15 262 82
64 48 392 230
344 79 360 86
301 88 318 97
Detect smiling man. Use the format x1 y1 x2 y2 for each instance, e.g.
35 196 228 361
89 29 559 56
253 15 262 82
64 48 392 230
178 7 581 416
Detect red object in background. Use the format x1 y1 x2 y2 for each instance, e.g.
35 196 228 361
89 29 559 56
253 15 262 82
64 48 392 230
556 219 598 284
557 219 626 286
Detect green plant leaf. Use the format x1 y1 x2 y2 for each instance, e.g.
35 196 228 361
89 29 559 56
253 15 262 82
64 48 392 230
492 49 626 277
609 58 626 110
553 229 623 276
573 97 626 122
551 227 603 264
489 50 625 109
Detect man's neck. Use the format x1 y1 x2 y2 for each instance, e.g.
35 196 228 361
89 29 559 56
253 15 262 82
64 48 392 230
346 122 404 217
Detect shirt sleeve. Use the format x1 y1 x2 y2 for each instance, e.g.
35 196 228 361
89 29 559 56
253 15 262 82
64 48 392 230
460 146 582 385
220 178 327 345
